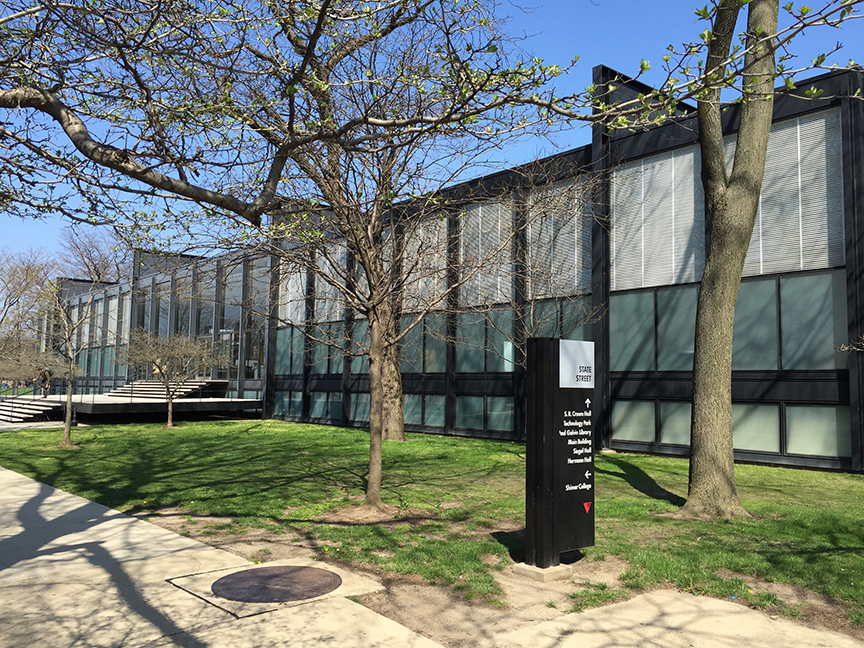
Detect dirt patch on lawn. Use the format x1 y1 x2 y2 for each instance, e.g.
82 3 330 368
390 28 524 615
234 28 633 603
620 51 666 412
714 568 864 643
138 508 864 648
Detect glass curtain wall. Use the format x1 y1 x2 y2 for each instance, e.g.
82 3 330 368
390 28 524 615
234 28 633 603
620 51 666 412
608 107 850 463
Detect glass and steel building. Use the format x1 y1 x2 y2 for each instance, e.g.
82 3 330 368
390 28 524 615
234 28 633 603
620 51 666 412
60 66 864 472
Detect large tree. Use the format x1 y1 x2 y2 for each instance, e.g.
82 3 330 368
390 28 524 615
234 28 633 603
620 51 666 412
0 0 583 506
620 0 859 518
678 0 780 518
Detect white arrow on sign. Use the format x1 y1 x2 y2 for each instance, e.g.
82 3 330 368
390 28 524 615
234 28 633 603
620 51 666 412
585 398 591 407
585 470 592 479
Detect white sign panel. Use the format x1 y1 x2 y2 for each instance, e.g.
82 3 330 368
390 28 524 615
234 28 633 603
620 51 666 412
559 340 594 389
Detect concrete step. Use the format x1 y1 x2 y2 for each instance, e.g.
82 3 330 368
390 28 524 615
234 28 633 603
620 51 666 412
0 399 61 423
105 380 230 400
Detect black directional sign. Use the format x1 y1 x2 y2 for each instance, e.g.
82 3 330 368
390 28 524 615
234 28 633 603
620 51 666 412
525 338 596 568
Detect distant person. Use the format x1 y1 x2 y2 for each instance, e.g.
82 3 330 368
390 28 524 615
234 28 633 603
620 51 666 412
37 367 52 398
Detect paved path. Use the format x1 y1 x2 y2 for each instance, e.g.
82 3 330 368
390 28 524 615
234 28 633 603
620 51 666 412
1 463 863 648
0 466 441 648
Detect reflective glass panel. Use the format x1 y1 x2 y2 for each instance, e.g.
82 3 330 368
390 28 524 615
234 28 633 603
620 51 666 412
781 270 847 370
351 392 370 422
310 392 327 418
456 395 484 429
657 285 698 371
487 310 514 373
786 405 851 457
424 315 447 373
424 395 445 427
404 394 423 425
732 278 778 370
487 396 514 432
660 401 691 445
456 313 485 373
609 292 655 371
275 328 291 374
732 404 780 452
611 400 655 442
400 318 423 373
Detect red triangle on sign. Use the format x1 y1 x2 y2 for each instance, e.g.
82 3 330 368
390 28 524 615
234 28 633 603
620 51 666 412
583 502 592 513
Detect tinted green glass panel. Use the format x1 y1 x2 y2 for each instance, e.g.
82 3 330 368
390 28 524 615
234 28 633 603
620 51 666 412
404 394 423 425
291 328 305 374
351 392 370 422
456 313 485 373
732 404 779 452
529 300 558 338
456 395 484 429
275 328 291 374
424 315 447 373
289 391 303 417
610 292 655 371
611 400 655 442
786 405 851 457
310 392 327 418
400 319 423 373
562 296 593 341
328 393 342 421
424 395 445 427
487 396 514 432
660 401 691 445
329 323 344 374
273 391 289 417
352 320 370 374
310 332 328 374
103 347 115 378
732 278 778 370
487 310 514 373
781 270 847 370
657 285 698 371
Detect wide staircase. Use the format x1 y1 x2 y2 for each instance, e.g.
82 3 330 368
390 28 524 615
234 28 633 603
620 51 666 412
0 397 62 424
106 380 229 400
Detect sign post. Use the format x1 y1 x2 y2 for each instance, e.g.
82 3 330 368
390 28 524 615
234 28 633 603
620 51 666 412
525 338 595 568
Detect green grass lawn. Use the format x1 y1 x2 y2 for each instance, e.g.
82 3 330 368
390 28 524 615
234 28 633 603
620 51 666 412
1 420 863 621
0 387 34 397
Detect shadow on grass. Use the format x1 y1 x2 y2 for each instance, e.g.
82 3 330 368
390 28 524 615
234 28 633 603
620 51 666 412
599 455 686 506
491 529 585 565
492 529 525 563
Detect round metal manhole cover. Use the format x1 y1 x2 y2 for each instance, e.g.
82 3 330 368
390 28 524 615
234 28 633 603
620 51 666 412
211 566 343 603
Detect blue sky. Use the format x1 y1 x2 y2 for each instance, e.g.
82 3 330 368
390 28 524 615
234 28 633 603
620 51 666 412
4 0 863 255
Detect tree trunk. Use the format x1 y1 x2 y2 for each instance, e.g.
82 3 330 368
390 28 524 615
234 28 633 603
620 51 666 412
678 0 778 519
167 396 174 428
364 309 385 507
680 190 755 518
60 371 74 447
382 343 406 441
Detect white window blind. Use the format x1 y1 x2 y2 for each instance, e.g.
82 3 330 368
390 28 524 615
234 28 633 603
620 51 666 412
315 243 346 323
527 179 592 299
611 147 705 290
742 108 845 276
459 201 513 307
279 263 307 325
611 107 843 290
402 215 448 312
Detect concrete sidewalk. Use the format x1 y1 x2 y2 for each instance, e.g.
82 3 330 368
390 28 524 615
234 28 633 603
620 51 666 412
0 466 442 648
1 464 863 648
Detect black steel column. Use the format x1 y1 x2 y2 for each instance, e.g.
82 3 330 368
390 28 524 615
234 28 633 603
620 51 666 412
262 254 279 420
590 65 613 452
842 74 864 472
